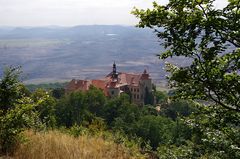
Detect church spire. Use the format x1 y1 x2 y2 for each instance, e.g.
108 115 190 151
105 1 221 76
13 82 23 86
112 61 118 81
113 61 116 74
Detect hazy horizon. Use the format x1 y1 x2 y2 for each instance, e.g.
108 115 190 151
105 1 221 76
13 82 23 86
0 0 228 27
0 24 136 28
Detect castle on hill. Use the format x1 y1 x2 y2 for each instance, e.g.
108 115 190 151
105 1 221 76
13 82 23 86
65 62 153 105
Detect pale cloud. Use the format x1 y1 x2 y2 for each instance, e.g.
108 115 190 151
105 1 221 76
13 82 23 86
0 0 228 26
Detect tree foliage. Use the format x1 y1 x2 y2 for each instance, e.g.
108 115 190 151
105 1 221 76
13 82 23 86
133 0 240 112
133 0 240 157
161 100 196 120
55 87 106 127
31 88 56 128
0 67 44 154
0 97 40 154
0 67 24 113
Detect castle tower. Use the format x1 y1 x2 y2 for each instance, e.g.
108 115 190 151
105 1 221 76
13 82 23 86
141 69 149 79
140 69 153 105
141 69 151 90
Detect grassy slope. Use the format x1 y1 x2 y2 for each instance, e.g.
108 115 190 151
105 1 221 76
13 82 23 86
12 130 145 159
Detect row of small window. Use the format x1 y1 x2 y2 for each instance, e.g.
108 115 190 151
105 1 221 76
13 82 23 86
133 94 143 99
131 88 139 92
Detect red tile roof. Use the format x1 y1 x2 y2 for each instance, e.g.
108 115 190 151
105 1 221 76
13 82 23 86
65 79 89 93
91 79 109 96
65 69 150 95
119 73 141 86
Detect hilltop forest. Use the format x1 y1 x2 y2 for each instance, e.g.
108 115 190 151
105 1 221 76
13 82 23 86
1 0 240 158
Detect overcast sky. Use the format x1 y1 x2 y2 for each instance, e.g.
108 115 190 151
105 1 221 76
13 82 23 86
0 0 228 27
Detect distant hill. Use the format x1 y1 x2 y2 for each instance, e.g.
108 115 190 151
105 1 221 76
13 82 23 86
0 25 189 84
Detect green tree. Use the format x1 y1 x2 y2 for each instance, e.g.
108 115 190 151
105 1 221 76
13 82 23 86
134 115 174 149
161 100 196 120
55 91 95 127
51 88 65 99
103 94 131 125
0 67 43 154
112 101 142 134
0 67 24 113
133 0 240 112
186 105 240 158
154 90 168 105
84 86 106 116
133 0 240 157
144 87 154 105
0 97 40 154
31 88 56 128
